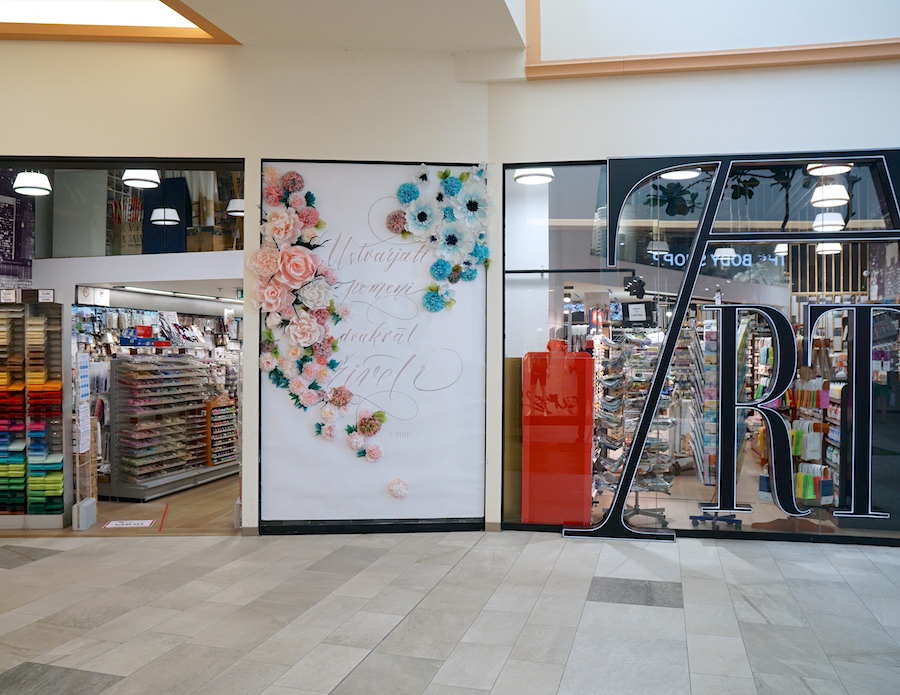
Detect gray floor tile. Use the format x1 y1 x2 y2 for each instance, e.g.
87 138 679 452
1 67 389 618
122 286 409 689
578 601 686 641
754 672 847 695
0 546 61 569
331 652 441 695
363 585 426 616
31 637 119 669
484 583 542 614
323 611 403 649
527 595 585 627
0 661 121 695
274 643 369 692
739 623 838 680
509 624 576 665
191 659 289 695
376 608 476 660
687 633 753 678
80 631 188 676
460 610 527 646
730 583 809 627
690 673 758 695
431 642 511 690
244 623 334 666
804 612 900 666
305 546 389 576
587 577 684 608
491 659 564 695
830 660 900 695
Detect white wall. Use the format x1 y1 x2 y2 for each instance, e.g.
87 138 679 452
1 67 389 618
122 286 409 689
541 0 900 62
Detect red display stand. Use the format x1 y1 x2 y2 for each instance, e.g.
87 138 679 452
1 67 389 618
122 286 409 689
521 350 593 525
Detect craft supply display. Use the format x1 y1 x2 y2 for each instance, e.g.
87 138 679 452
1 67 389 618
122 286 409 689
207 393 238 468
0 306 26 515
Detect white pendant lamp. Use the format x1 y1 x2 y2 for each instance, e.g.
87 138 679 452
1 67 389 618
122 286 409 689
812 212 845 232
660 168 702 181
774 243 788 256
811 183 850 208
13 171 52 196
122 169 160 188
226 199 245 217
806 162 853 177
513 168 554 185
150 207 180 226
816 242 842 255
647 240 670 256
712 246 738 259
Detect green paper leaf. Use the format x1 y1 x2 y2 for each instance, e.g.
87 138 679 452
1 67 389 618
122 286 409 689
271 346 279 359
309 380 321 391
484 258 492 270
315 219 326 229
427 282 441 292
445 298 457 310
262 329 274 343
327 359 340 370
373 411 387 424
315 423 323 435
305 191 316 207
458 172 470 182
303 347 314 356
357 449 367 458
400 230 412 239
437 169 449 180
346 424 358 434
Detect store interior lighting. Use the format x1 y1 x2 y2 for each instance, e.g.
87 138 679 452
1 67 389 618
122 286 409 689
513 168 554 185
774 243 789 256
712 246 738 259
12 170 52 196
226 198 245 217
660 168 702 181
812 212 845 232
150 207 180 226
811 183 850 207
815 242 843 255
121 286 243 304
122 169 160 189
647 240 670 256
806 162 853 177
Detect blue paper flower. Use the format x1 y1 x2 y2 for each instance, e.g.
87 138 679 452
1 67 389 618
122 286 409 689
461 267 478 281
442 206 456 221
397 183 419 205
453 185 491 228
430 259 452 281
441 176 462 196
423 291 445 312
470 243 490 264
406 198 438 238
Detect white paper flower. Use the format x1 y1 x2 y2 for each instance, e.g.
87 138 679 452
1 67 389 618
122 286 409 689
406 197 441 241
320 403 339 422
452 183 492 229
388 478 409 498
299 277 334 310
265 312 283 329
412 164 432 189
433 224 475 263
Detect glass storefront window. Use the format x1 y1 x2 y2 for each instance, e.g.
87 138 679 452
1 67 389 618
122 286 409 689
504 153 900 543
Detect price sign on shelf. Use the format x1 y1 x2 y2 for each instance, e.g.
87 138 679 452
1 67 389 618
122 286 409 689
0 289 17 303
38 289 55 303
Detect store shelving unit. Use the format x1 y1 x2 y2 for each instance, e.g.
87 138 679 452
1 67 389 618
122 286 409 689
207 393 238 468
0 306 26 525
104 355 237 501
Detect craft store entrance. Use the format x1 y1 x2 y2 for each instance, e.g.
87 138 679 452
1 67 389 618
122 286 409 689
0 160 245 536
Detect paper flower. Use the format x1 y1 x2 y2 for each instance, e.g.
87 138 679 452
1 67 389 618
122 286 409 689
365 445 383 462
434 225 475 263
470 243 490 264
313 337 334 362
337 303 353 321
310 308 330 325
453 184 492 229
300 227 320 243
295 206 320 229
282 171 304 192
321 424 337 441
406 198 440 240
397 182 419 206
276 246 320 288
442 206 456 221
413 164 432 187
320 403 338 422
440 176 462 197
299 277 334 310
262 166 280 186
265 312 283 329
259 354 277 372
388 478 409 498
300 390 320 408
264 184 283 206
348 432 366 450
423 290 445 312
386 210 407 234
430 259 451 281
247 246 281 278
286 311 325 348
358 416 382 437
329 385 352 408
279 357 299 379
288 376 306 395
301 361 319 383
251 278 294 316
461 267 478 281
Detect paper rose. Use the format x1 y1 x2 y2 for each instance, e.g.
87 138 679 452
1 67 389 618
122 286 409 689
299 277 334 310
365 445 383 462
265 312 283 329
265 206 302 247
388 478 409 498
247 245 281 278
251 278 294 316
276 245 320 288
286 310 325 348
434 224 475 263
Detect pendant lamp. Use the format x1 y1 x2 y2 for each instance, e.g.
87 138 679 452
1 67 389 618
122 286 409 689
660 168 701 181
122 169 160 188
150 207 180 226
811 183 849 208
13 171 52 196
806 162 853 177
816 242 842 255
774 243 788 256
226 199 245 217
513 168 554 185
712 246 738 260
812 212 845 232
647 240 670 256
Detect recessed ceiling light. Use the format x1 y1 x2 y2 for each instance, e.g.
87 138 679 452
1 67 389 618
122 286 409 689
0 0 197 28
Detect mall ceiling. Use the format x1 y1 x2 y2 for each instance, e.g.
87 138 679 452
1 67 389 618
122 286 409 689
183 0 525 50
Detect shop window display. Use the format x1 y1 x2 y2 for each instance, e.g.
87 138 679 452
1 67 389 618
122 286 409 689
504 153 900 543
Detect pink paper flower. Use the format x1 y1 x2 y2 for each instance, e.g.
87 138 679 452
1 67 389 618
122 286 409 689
337 303 353 320
358 408 372 420
264 184 283 206
286 345 303 360
313 338 333 362
300 390 320 407
300 227 319 243
365 445 382 462
286 310 325 348
329 386 352 408
262 166 280 186
265 312 283 329
358 416 382 437
247 245 281 278
316 365 330 382
279 356 299 378
281 171 304 193
295 206 320 229
388 478 409 498
302 361 319 383
386 209 407 234
348 432 366 450
320 403 338 422
310 308 330 325
321 424 337 441
265 206 301 247
322 268 339 286
287 191 306 211
251 278 294 315
288 376 306 395
276 245 319 289
259 354 277 372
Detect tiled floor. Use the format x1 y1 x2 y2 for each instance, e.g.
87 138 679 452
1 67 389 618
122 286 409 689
0 533 898 695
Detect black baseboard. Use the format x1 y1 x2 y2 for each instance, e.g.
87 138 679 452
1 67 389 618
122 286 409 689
259 517 485 535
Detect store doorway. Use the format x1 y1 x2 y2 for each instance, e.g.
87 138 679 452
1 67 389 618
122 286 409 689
72 281 243 536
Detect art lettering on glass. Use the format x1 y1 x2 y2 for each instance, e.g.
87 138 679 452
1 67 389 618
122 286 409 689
253 162 490 524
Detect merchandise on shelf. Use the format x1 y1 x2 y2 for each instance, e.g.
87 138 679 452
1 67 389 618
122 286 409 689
207 394 238 468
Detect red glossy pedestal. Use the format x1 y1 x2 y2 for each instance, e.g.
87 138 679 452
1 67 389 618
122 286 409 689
521 351 593 525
